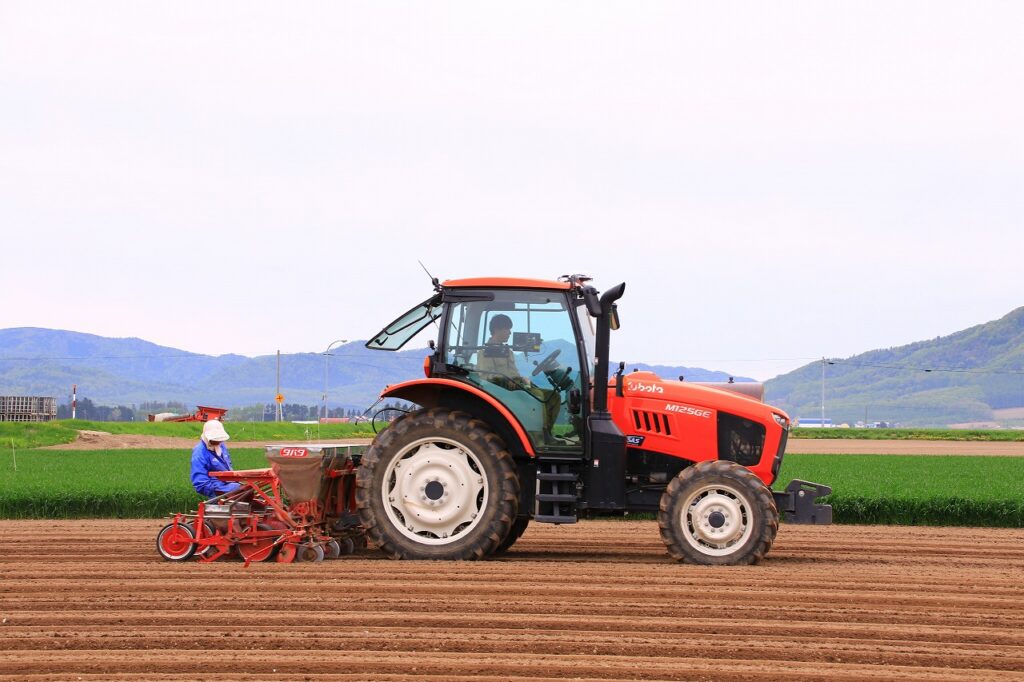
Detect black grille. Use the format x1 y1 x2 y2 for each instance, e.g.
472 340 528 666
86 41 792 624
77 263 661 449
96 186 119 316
717 412 765 467
631 410 671 436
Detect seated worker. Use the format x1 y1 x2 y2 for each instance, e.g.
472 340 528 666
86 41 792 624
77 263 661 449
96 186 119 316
190 420 241 498
477 314 563 444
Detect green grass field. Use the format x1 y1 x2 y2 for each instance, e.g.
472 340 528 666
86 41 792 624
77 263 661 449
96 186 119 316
0 422 82 449
790 427 1024 441
774 454 1024 526
1 447 1022 526
0 448 267 518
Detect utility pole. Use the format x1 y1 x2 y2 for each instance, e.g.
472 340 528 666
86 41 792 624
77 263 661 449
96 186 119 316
275 350 283 423
821 357 827 427
820 357 834 427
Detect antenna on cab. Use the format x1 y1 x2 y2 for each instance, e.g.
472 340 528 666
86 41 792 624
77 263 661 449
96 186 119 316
418 260 441 291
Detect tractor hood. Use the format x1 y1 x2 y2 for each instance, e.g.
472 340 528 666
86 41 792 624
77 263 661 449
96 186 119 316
618 371 788 424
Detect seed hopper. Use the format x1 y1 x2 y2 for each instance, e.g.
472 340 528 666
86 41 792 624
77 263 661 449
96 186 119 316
156 444 367 565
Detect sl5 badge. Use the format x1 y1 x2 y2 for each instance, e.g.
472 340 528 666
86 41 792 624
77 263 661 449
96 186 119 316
626 435 645 446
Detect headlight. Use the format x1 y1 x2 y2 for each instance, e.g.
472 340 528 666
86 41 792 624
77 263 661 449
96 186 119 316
772 413 789 430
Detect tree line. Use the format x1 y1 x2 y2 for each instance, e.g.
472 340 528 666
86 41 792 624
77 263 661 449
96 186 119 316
56 398 414 422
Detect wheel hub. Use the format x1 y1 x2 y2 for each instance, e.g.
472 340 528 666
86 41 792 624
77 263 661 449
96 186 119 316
681 484 753 556
383 438 487 544
424 480 445 501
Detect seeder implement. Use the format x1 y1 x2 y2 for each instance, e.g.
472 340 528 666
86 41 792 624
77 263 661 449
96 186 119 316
156 444 367 565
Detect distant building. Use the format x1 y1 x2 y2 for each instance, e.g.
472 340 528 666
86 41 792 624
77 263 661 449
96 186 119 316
796 418 834 428
0 396 57 422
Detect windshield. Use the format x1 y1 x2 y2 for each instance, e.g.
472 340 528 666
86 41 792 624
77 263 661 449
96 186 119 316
366 294 443 351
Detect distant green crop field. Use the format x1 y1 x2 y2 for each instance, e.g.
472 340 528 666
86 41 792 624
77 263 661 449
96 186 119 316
2 448 1023 526
790 427 1024 441
0 419 378 449
0 448 267 518
775 454 1024 527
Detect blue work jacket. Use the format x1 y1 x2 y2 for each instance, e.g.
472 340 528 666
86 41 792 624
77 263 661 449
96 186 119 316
190 441 241 498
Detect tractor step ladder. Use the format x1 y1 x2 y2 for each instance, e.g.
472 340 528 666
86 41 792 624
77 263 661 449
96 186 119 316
534 455 581 524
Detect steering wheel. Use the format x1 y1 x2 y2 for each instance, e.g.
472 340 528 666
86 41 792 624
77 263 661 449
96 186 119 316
531 349 562 376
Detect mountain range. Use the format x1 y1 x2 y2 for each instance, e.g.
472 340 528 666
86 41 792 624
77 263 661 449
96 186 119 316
0 328 745 412
764 307 1024 427
3 306 1022 427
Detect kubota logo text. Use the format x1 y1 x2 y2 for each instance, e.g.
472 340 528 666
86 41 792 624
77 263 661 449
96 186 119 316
627 382 664 394
664 404 712 418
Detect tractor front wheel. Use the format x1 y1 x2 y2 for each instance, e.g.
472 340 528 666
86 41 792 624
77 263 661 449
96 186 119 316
356 408 519 560
658 460 778 566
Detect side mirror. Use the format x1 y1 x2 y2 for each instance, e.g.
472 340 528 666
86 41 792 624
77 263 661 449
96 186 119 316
582 286 602 317
609 304 620 331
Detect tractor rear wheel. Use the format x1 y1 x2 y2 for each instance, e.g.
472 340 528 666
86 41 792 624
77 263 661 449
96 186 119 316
493 516 530 555
658 460 778 566
356 408 519 560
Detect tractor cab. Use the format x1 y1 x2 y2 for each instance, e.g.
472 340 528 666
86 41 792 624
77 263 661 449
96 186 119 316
367 276 607 454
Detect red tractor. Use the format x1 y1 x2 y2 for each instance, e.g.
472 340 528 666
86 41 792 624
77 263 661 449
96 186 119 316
357 275 830 565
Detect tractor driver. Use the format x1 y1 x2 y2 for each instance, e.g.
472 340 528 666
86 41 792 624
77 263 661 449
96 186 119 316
190 420 242 498
477 314 563 444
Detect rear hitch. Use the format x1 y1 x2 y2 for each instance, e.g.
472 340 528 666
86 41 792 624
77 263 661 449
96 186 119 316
773 479 832 525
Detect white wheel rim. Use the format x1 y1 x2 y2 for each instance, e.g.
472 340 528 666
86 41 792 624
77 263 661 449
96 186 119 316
680 483 754 557
382 436 488 545
158 524 194 560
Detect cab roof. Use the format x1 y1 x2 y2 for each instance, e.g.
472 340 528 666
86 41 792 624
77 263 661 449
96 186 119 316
441 277 571 290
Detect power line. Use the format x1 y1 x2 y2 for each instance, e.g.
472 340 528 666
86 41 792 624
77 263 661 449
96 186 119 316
829 359 1024 376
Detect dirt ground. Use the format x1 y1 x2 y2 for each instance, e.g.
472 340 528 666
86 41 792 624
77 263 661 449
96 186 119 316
1 520 1023 681
47 431 1024 456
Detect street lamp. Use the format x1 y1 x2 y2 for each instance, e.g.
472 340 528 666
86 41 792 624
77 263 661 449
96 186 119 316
323 339 349 420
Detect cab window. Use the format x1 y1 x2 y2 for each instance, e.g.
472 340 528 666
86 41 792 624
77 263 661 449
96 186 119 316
444 290 582 451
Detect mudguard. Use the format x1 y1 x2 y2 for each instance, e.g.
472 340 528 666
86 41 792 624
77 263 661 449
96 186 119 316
379 378 536 457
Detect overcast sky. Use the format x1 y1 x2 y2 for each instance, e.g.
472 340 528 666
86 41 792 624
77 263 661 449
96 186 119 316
1 2 1021 380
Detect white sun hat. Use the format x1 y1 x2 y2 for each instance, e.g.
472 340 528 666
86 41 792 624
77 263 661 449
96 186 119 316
201 419 230 443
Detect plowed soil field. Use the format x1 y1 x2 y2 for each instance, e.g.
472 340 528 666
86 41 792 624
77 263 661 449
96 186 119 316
2 521 1024 681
